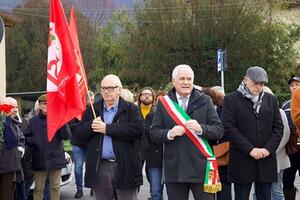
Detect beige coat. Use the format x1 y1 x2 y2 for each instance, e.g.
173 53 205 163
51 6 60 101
276 109 291 172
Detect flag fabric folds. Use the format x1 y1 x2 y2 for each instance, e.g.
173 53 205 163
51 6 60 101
47 0 84 141
69 5 88 118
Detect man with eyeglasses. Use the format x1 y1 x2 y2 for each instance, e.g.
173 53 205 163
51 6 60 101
137 87 164 200
222 66 283 200
71 74 144 200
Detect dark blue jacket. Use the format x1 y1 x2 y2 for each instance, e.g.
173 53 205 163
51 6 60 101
25 113 70 171
0 117 24 174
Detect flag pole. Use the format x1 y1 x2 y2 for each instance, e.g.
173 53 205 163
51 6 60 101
74 49 97 119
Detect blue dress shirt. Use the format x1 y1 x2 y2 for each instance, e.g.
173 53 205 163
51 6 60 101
101 101 118 159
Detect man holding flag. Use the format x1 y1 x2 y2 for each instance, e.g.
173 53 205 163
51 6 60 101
150 64 223 200
71 74 144 200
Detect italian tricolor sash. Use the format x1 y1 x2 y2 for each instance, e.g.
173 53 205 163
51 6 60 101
160 95 222 193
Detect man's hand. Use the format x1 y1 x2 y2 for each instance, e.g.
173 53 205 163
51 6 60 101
185 120 202 133
169 125 185 139
91 117 106 134
249 148 264 160
259 148 270 158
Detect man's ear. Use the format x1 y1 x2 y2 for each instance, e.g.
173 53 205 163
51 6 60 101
172 78 175 86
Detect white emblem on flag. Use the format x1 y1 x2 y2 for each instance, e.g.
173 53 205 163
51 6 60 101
47 22 62 92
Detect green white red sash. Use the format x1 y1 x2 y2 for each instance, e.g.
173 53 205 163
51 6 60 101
160 95 221 193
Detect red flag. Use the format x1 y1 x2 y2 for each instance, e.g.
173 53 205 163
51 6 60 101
69 5 88 119
47 0 84 141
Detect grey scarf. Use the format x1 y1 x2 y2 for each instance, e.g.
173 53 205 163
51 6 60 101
237 81 264 114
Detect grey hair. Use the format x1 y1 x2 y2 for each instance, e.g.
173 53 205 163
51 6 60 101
101 74 123 89
121 88 134 103
172 64 194 80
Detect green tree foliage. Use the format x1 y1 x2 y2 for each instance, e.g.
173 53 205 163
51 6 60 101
92 0 300 95
88 10 136 90
6 0 98 92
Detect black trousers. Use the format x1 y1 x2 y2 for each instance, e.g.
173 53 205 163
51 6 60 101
166 182 214 200
283 151 300 189
234 182 271 200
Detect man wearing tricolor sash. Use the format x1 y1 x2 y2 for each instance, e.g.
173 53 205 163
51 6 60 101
150 64 223 200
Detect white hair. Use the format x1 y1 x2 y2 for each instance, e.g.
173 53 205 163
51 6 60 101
194 85 202 91
263 86 274 95
121 88 134 103
34 100 39 112
172 64 194 80
101 74 123 88
6 97 18 107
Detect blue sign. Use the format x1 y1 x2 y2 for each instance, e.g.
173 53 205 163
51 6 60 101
217 48 228 71
217 48 222 72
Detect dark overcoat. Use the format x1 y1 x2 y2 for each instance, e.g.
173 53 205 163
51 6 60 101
222 91 283 183
150 88 224 183
71 98 144 189
25 114 71 171
144 111 163 168
0 117 24 174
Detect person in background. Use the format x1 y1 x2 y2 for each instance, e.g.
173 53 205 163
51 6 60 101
291 80 300 134
72 91 95 198
121 88 135 103
282 75 300 200
25 94 71 200
223 66 283 200
0 97 25 200
138 87 165 200
202 86 232 200
19 99 50 200
150 64 223 200
251 86 290 200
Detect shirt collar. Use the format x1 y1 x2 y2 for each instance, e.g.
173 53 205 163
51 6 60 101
175 93 190 101
103 99 119 111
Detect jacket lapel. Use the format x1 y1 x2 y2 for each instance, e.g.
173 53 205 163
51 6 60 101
94 100 104 119
168 88 205 115
112 98 126 123
186 89 205 115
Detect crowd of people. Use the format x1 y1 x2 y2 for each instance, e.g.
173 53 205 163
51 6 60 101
0 64 300 200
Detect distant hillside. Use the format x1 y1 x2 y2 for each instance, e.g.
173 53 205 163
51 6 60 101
0 0 136 23
0 0 135 10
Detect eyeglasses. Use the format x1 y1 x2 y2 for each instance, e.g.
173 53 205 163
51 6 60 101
100 86 119 92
